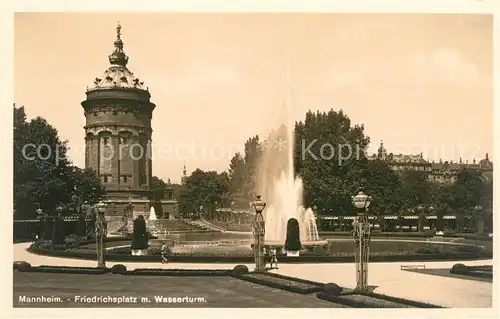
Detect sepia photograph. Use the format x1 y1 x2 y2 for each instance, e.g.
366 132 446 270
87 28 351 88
8 7 495 315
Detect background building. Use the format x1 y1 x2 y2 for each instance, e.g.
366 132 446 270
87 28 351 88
369 141 493 183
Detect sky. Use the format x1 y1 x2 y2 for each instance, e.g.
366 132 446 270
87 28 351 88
14 13 493 183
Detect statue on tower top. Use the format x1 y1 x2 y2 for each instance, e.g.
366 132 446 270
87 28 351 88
108 21 128 67
116 21 122 39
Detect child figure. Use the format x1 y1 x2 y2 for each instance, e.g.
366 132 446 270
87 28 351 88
269 246 278 269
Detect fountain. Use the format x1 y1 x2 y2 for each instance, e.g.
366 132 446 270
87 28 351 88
257 64 325 246
149 206 157 221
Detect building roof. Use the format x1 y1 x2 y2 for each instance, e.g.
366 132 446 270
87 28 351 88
389 153 428 164
87 22 148 92
478 153 493 169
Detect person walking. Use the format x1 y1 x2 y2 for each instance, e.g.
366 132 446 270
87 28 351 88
161 242 169 264
269 246 278 269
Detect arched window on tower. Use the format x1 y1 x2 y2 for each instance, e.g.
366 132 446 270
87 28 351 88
99 132 113 179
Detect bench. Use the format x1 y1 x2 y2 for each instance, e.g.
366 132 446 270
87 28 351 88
400 264 426 270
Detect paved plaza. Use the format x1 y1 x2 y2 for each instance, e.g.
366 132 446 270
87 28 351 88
14 243 492 308
14 272 341 308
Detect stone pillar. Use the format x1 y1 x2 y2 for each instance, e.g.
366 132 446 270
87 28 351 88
85 135 90 168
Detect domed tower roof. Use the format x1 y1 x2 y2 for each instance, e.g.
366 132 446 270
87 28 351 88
86 22 150 98
377 140 387 160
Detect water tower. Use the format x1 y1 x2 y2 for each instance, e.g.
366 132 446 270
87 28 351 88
81 23 178 225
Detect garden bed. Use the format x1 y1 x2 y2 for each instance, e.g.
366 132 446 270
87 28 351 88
27 235 492 264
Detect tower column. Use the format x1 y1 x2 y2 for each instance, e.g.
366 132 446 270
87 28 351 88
111 134 120 189
130 134 140 190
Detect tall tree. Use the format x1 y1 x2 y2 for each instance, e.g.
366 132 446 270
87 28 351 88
399 169 431 212
294 109 370 215
243 135 261 201
228 153 247 207
151 176 167 201
13 105 103 218
179 169 230 216
363 160 403 216
68 166 105 204
449 168 486 230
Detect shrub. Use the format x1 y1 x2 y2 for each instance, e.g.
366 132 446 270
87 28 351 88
13 261 31 271
131 216 148 250
285 218 302 251
451 263 468 273
443 228 456 236
312 245 329 256
232 265 249 274
110 264 127 275
323 283 342 296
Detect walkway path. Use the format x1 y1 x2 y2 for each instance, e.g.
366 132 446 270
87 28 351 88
14 243 492 308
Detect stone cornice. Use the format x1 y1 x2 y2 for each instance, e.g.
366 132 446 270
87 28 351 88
81 99 155 118
84 123 152 137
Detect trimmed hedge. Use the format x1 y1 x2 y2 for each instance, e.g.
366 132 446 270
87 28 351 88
317 292 412 308
263 271 326 286
124 268 232 276
285 218 302 251
319 232 433 238
110 264 127 275
355 290 443 308
450 264 493 279
232 272 324 294
323 283 342 296
316 281 443 308
16 265 110 275
131 216 148 250
13 261 32 271
232 265 249 274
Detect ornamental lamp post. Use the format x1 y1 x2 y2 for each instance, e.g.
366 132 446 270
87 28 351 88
95 201 107 268
252 195 267 272
351 189 372 291
36 208 44 240
417 205 425 232
428 205 435 231
213 201 218 220
474 205 484 234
